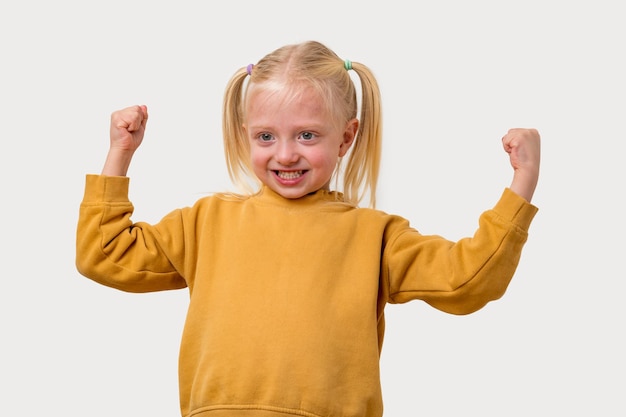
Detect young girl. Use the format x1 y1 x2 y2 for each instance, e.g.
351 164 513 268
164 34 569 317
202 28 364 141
76 40 540 417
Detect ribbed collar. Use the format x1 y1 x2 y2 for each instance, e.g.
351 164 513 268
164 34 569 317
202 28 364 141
252 186 350 211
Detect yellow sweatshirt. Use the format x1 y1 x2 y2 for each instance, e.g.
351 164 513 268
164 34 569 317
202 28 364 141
76 174 537 417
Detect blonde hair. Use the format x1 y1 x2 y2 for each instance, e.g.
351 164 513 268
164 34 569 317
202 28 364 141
222 40 382 208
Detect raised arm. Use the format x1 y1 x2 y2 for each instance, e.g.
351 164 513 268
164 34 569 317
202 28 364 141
502 128 541 203
102 105 149 176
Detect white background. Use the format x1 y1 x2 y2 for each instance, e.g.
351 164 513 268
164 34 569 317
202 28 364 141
1 1 624 415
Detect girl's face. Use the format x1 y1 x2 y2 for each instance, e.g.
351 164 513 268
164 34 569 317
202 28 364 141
244 86 358 200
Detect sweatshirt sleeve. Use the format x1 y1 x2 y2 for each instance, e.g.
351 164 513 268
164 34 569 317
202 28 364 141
383 188 538 315
75 174 188 293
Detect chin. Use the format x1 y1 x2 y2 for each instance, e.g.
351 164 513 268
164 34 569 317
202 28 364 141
271 186 310 200
277 190 308 199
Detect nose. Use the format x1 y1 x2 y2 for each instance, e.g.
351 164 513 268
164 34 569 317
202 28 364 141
274 139 299 165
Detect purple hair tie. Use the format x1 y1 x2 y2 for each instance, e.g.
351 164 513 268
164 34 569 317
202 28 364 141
246 64 254 76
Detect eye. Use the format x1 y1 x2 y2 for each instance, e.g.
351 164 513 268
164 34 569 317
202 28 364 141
258 132 274 142
299 131 315 141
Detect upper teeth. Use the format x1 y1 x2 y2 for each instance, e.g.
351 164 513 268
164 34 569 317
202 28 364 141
277 170 303 179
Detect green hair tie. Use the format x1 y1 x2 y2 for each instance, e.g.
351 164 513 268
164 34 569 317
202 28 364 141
344 59 352 71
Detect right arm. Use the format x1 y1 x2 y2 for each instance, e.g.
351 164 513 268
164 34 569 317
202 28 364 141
76 105 187 292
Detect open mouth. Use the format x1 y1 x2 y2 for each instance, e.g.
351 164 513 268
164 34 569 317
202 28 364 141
275 170 304 180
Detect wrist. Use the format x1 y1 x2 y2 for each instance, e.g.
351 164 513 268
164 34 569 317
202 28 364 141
509 170 539 203
101 148 135 176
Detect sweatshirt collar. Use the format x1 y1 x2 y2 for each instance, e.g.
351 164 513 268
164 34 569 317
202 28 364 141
254 185 348 209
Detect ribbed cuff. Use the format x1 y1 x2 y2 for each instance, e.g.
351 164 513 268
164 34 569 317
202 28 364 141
82 174 130 203
492 188 539 231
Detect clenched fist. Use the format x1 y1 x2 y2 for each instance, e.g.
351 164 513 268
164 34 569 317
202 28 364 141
502 128 540 202
102 105 149 177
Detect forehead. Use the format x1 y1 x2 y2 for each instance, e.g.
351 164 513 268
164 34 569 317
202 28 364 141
247 81 324 107
246 84 329 117
244 81 347 130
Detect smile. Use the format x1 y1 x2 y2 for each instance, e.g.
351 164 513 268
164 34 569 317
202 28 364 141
276 170 304 180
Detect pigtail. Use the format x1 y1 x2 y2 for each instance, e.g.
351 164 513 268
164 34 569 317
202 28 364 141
343 62 383 208
222 68 258 194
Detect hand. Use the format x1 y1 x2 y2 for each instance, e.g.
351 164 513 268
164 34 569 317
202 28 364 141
502 128 540 202
101 105 149 177
110 105 149 152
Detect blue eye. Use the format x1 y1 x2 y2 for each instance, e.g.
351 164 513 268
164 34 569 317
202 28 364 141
259 133 273 142
300 132 314 140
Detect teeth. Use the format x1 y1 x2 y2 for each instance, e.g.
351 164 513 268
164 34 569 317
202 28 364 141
277 170 303 179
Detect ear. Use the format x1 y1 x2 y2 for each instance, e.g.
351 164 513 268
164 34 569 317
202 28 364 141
338 118 358 157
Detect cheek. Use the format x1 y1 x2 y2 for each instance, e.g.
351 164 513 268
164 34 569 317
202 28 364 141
249 146 268 170
308 147 339 171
